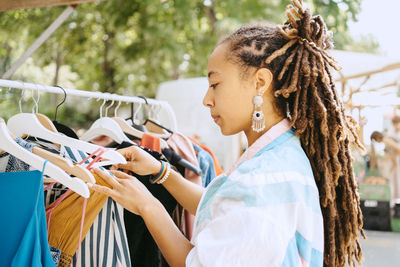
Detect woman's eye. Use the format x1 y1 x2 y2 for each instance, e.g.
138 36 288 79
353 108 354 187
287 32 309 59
210 83 219 89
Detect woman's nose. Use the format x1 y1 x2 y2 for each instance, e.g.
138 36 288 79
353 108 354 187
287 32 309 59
203 88 214 108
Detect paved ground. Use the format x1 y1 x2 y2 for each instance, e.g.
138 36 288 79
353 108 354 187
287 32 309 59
359 230 400 267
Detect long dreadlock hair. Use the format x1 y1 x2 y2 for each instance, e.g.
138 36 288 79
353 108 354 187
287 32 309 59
221 0 364 266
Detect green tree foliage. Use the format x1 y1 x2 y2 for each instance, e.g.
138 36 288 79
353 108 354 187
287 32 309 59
0 0 372 126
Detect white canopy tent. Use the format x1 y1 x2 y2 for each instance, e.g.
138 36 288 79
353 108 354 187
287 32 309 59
330 50 400 144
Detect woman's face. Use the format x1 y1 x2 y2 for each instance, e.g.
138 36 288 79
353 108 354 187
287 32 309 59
203 42 257 136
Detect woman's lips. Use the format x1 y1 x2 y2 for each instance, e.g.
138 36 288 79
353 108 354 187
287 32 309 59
211 115 220 123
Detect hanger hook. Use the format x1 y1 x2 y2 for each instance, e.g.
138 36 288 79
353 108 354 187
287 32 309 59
31 83 40 113
133 102 143 122
105 97 114 117
148 104 154 120
129 102 134 123
54 85 67 121
35 84 41 113
138 95 148 105
18 81 26 113
114 100 122 117
137 96 148 119
98 98 107 118
151 104 161 121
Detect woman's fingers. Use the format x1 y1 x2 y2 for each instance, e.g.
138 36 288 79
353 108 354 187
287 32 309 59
117 146 139 161
116 161 137 171
88 183 115 197
93 168 121 188
110 169 134 179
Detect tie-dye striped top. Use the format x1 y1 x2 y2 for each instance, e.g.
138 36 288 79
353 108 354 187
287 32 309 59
186 120 324 267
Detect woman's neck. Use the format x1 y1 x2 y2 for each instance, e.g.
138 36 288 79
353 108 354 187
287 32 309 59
245 115 285 147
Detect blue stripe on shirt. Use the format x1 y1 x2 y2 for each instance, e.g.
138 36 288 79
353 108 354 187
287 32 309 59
218 180 321 213
281 231 323 267
281 235 300 267
196 178 321 227
197 175 227 213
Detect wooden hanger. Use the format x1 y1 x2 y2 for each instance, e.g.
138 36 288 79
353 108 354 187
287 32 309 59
112 116 144 139
36 113 58 132
32 146 95 183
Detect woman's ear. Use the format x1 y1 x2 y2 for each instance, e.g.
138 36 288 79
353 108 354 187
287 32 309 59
254 68 273 95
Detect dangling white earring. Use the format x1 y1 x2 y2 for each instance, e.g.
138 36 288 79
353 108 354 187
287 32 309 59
251 93 265 133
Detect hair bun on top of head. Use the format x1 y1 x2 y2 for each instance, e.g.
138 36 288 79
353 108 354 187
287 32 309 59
266 0 341 72
281 0 333 49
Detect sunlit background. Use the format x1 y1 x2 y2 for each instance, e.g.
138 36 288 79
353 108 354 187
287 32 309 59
1 0 400 266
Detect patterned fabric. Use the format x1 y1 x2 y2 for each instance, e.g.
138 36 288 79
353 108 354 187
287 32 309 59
50 246 61 265
186 125 324 267
15 136 36 151
0 137 36 172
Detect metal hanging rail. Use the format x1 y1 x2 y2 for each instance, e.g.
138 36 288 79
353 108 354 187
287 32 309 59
0 78 178 130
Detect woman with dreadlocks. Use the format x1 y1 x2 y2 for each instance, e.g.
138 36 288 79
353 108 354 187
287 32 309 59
90 0 364 266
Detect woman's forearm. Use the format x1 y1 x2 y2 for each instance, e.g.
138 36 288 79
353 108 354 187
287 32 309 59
141 201 193 267
161 169 204 215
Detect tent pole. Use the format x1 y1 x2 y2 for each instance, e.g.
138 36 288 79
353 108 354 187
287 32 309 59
1 6 75 79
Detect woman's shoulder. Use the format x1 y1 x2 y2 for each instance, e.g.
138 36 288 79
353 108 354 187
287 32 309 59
233 133 314 181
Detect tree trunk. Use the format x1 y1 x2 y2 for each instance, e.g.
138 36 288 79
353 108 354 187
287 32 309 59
53 47 62 86
103 27 116 93
205 0 217 33
0 42 12 76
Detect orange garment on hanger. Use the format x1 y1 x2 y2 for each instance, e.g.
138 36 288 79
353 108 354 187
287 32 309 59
46 172 111 267
188 136 223 176
140 133 161 153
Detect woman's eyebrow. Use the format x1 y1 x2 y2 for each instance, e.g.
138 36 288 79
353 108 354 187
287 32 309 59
208 71 220 78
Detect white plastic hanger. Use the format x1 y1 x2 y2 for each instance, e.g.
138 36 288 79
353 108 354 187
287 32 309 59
32 115 95 183
80 98 133 144
0 118 90 198
7 114 126 165
7 83 126 165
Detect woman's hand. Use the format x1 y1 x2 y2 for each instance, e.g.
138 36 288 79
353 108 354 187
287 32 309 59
88 168 161 216
112 145 162 176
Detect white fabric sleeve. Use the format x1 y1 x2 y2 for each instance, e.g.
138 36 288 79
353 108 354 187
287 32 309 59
185 206 295 267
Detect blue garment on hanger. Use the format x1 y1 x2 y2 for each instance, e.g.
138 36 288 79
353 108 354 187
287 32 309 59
0 160 56 267
192 143 216 187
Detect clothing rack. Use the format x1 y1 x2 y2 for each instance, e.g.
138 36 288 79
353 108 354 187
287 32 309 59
0 78 178 131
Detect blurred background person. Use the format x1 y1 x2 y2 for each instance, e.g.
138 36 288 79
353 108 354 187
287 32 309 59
371 125 400 200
